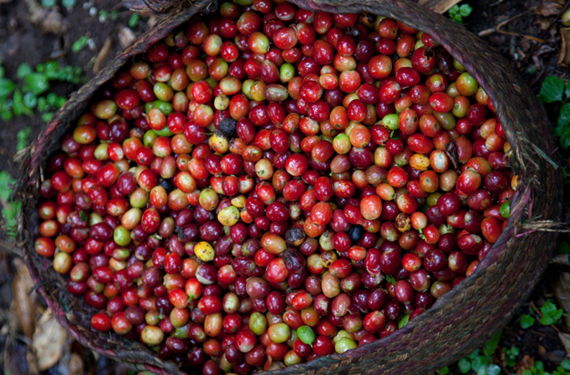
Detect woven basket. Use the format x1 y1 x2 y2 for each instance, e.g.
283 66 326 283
17 0 563 374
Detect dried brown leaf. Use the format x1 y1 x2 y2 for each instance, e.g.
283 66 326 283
534 17 553 31
93 38 113 74
24 0 67 34
12 259 36 338
418 0 461 14
118 27 137 49
535 1 563 16
557 333 570 356
558 28 570 66
516 355 534 375
147 15 159 28
32 309 69 371
68 353 83 375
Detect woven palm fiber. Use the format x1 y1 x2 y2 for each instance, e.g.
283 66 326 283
17 0 562 374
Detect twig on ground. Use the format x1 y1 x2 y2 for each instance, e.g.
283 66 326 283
479 9 548 43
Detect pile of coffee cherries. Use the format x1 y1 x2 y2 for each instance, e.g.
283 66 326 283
34 1 515 373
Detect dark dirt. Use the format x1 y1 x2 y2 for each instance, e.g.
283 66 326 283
1 0 570 374
0 0 152 172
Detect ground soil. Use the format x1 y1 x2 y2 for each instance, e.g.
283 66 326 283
0 0 569 374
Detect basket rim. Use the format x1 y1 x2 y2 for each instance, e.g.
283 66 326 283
18 0 558 373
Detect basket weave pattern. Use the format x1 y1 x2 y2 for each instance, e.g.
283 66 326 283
19 0 562 374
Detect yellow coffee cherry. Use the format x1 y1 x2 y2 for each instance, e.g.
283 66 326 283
218 206 240 226
194 241 215 262
208 132 229 154
231 195 246 208
409 154 430 171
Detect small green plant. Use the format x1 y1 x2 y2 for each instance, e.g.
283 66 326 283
448 4 473 24
0 171 20 239
41 0 76 9
98 9 119 23
522 359 570 375
524 361 547 375
128 13 141 28
539 301 563 325
520 300 563 329
457 331 502 375
72 36 89 53
520 314 536 329
537 76 570 149
17 127 32 151
0 60 85 121
504 346 519 368
553 359 570 375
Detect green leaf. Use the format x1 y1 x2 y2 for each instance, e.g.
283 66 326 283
72 36 89 53
458 358 471 374
0 109 13 121
12 89 22 116
0 77 16 98
56 95 66 108
397 314 410 329
37 96 48 112
522 371 532 375
472 356 489 373
42 112 54 122
539 76 565 103
483 330 502 357
559 103 570 127
17 127 32 151
41 0 56 7
540 310 562 325
542 301 558 315
61 0 77 8
23 73 49 95
0 64 5 78
486 364 501 375
128 13 140 28
521 314 535 329
3 201 22 238
469 350 480 360
561 133 570 149
459 4 473 17
23 92 37 109
386 275 396 284
45 61 59 72
507 346 520 358
47 92 58 105
438 367 449 375
0 171 16 202
16 63 33 80
540 301 563 325
561 359 570 371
